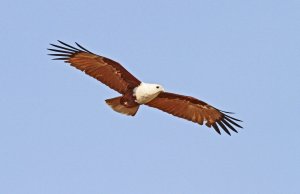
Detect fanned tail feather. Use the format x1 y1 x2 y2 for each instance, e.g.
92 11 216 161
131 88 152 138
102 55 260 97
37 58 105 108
105 96 139 116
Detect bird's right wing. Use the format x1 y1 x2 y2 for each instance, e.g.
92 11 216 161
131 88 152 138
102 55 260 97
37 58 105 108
146 92 242 135
48 41 141 94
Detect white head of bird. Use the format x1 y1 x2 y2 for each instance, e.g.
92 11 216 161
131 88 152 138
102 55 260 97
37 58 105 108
133 82 165 104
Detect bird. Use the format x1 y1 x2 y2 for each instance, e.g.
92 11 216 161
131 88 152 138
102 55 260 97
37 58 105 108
48 41 243 135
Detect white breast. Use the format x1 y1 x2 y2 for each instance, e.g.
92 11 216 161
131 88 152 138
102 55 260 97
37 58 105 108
133 82 164 104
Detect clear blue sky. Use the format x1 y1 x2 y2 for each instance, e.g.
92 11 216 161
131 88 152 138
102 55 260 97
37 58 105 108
1 0 299 193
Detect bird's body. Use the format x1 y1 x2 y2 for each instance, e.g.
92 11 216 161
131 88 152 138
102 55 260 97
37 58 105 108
48 41 243 135
105 82 164 116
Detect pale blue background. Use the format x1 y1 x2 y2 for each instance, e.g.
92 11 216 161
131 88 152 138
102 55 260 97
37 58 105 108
1 0 299 194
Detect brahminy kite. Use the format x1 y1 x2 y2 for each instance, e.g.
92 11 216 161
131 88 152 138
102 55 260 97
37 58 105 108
48 41 243 135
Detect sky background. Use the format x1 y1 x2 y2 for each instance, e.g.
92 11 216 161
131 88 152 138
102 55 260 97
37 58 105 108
1 0 300 194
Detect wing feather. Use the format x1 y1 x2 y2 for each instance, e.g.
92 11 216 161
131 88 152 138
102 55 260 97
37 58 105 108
146 92 243 135
48 41 141 94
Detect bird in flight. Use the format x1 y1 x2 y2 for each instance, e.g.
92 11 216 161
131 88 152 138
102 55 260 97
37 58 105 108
48 41 242 135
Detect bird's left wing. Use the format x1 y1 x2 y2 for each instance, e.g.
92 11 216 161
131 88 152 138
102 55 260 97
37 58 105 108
146 92 243 135
48 41 141 94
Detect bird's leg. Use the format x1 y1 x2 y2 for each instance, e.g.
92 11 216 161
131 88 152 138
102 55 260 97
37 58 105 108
120 90 139 108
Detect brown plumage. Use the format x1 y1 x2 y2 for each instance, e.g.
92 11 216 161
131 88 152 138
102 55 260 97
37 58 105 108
48 41 243 135
49 41 140 94
146 92 242 135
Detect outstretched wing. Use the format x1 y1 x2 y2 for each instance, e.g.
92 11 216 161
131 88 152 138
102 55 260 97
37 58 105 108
48 41 141 94
146 92 243 135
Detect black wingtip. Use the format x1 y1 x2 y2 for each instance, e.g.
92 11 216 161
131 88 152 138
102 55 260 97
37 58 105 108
57 40 81 51
48 53 71 57
225 114 243 122
75 42 92 53
48 41 92 55
47 48 73 54
48 41 95 61
221 119 238 133
49 43 78 52
219 109 235 114
217 120 232 135
51 57 69 60
210 109 243 135
223 116 243 129
212 123 221 135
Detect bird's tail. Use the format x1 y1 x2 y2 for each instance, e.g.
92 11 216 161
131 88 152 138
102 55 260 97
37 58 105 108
105 96 139 116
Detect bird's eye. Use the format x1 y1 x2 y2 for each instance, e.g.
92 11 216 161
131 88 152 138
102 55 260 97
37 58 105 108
156 86 160 89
